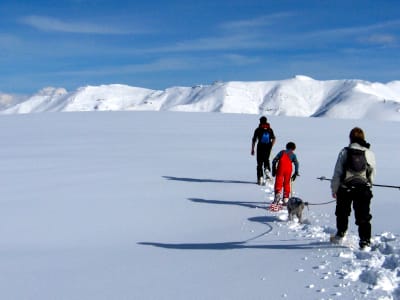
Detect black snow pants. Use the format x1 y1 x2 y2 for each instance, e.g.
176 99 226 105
335 184 373 243
256 143 272 179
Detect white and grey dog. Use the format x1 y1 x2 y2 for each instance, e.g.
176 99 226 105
287 197 308 223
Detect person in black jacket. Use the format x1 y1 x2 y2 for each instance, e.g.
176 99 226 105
251 116 276 185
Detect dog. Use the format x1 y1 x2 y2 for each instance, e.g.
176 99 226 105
287 197 307 223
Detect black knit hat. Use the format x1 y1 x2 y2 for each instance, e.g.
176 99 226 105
259 116 267 124
286 142 296 150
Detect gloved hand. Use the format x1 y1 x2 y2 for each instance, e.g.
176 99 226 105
271 166 276 177
291 173 299 181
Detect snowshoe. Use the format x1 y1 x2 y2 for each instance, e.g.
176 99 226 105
268 202 283 212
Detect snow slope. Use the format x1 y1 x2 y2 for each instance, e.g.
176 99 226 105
0 111 399 299
1 76 400 121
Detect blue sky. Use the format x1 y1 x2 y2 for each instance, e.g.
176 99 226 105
1 0 399 94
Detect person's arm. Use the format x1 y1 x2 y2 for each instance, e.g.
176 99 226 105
291 153 299 181
251 129 258 155
271 151 281 176
251 142 255 155
292 154 299 175
366 149 376 184
331 148 346 197
270 128 276 146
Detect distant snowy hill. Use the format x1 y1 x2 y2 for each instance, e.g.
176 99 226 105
1 75 400 121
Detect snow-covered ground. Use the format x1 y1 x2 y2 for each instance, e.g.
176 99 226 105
1 76 400 121
0 111 399 299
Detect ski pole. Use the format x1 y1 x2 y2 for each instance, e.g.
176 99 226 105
317 176 400 190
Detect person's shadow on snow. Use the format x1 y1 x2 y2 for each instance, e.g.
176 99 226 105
138 240 330 250
138 213 329 251
163 176 254 184
188 197 266 210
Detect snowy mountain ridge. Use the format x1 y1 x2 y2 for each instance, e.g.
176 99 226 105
1 75 400 121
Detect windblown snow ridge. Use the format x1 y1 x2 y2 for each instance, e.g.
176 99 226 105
1 76 400 121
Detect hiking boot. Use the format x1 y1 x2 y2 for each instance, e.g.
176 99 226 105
257 177 264 185
359 240 371 250
330 234 344 244
282 198 289 206
273 193 282 204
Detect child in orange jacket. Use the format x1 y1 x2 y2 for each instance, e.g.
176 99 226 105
272 142 299 205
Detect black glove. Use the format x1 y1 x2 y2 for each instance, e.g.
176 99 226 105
271 166 276 177
291 173 299 181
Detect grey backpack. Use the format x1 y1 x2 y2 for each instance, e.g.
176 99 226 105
343 147 371 185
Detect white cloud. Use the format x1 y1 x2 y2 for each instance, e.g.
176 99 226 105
19 15 146 35
51 54 261 77
0 94 14 105
146 16 400 54
219 12 295 31
155 33 268 52
222 54 261 65
305 19 400 40
359 34 397 46
52 57 194 76
138 13 297 54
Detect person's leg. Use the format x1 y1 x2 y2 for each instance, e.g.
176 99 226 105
282 172 292 199
256 147 264 183
274 174 284 203
353 186 373 247
335 188 352 237
264 145 272 172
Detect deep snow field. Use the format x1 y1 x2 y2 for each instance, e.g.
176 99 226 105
0 111 399 299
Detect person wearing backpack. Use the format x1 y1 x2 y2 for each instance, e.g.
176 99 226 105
251 116 276 185
330 127 376 249
271 142 299 205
